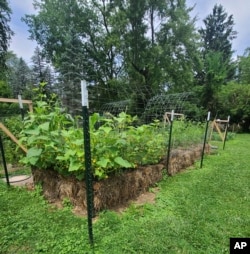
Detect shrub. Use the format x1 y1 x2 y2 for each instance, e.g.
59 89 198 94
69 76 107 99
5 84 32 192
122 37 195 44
217 82 250 132
19 102 168 180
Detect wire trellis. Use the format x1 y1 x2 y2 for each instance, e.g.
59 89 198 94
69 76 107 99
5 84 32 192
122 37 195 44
100 100 131 115
93 92 200 123
142 92 194 122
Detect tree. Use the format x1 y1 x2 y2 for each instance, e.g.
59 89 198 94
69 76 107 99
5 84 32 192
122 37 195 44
31 47 49 84
238 48 250 84
217 82 250 132
24 0 199 115
0 79 16 117
6 52 33 97
0 0 13 69
156 0 200 92
198 4 237 112
24 0 122 113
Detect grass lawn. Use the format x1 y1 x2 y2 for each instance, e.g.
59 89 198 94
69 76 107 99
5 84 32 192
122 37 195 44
0 134 249 253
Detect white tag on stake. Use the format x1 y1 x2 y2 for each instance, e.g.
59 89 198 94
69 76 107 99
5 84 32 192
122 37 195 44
18 95 23 109
171 110 174 121
81 80 89 107
207 111 211 121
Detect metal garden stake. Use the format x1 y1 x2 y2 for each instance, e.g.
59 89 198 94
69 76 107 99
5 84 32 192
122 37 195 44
0 134 10 186
166 110 174 173
81 80 94 245
200 111 210 168
223 116 230 150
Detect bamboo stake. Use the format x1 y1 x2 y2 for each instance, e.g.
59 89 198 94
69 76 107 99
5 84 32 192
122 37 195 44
0 98 33 112
0 123 27 153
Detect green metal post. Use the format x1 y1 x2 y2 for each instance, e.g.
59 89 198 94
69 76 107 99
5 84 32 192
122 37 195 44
166 110 174 174
223 116 230 150
81 81 94 245
200 112 210 168
82 105 94 245
0 134 10 186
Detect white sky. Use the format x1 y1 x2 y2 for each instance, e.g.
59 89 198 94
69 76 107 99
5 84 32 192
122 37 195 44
9 0 250 62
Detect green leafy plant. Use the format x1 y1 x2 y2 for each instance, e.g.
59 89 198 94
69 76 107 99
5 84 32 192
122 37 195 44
19 103 167 179
19 101 207 180
1 116 25 164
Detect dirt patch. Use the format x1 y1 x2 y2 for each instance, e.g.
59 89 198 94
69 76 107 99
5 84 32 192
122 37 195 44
32 144 209 215
1 174 34 187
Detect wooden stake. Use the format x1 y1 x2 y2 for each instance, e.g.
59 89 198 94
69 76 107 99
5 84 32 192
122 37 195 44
0 98 33 112
0 123 27 153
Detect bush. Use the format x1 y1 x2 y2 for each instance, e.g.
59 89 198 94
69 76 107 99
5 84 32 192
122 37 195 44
19 101 206 180
1 116 25 164
217 82 250 132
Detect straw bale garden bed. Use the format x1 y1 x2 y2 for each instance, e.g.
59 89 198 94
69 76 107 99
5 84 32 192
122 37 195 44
20 102 209 214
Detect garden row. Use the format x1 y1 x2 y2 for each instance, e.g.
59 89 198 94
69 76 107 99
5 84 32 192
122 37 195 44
19 101 205 181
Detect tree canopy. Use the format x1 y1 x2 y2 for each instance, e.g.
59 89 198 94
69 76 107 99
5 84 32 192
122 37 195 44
0 0 13 69
238 48 250 84
197 4 237 113
23 0 199 114
3 0 250 129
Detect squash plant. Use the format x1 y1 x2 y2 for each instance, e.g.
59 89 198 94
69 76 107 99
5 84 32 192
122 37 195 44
19 102 168 180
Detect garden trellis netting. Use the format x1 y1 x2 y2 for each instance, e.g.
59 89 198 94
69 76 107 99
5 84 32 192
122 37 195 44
142 92 196 122
99 92 198 122
62 81 201 122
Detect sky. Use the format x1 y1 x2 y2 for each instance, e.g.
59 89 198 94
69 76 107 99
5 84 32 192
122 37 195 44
8 0 250 63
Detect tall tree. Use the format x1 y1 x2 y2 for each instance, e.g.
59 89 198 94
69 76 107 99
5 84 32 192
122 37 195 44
198 4 237 112
238 47 250 84
6 52 33 97
31 46 56 101
31 47 55 85
0 0 13 69
156 0 200 92
199 4 236 63
24 0 199 115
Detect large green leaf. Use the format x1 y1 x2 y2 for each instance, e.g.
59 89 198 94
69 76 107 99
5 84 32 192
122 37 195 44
96 158 110 168
69 159 82 172
90 113 100 130
27 147 43 158
114 157 132 168
64 150 76 159
56 155 67 161
72 139 83 146
28 156 40 166
24 129 40 135
99 126 112 134
39 122 50 131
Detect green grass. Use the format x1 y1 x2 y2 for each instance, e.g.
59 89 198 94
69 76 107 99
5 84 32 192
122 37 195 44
0 134 249 253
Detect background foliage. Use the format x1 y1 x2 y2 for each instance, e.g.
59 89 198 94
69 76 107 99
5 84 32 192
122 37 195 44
1 0 250 131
